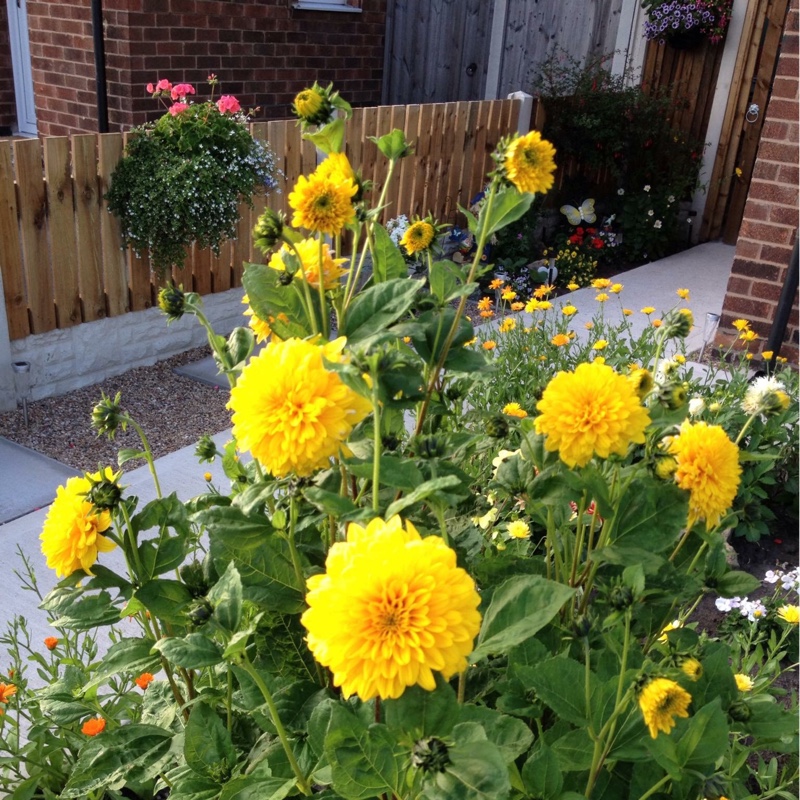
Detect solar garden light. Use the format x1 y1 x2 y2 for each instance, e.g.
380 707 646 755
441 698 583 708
11 361 31 428
698 312 721 362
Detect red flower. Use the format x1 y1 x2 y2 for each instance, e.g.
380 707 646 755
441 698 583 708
576 227 585 235
154 79 172 93
568 234 581 244
216 95 241 114
592 239 604 249
146 83 155 94
170 83 196 101
169 103 189 116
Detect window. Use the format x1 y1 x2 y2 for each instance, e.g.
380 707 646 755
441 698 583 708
292 0 362 12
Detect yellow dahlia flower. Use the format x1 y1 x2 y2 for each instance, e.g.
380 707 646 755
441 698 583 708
638 678 691 738
315 152 357 185
228 337 371 477
502 402 527 418
734 673 754 692
400 220 436 255
503 130 557 194
667 421 741 530
535 361 650 468
498 317 516 333
268 238 347 290
289 172 357 235
777 604 800 625
301 516 481 700
242 294 274 343
40 470 117 578
507 519 531 539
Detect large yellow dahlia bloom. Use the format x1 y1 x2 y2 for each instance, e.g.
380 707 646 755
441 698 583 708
289 172 357 235
638 678 691 738
667 420 741 530
228 337 370 477
268 238 347 290
503 130 557 195
40 469 117 578
301 516 482 700
315 152 357 186
534 360 650 467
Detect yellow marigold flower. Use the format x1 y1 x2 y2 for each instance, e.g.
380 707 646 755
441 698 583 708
40 470 116 578
585 321 594 330
489 278 505 290
289 172 357 235
525 299 540 312
500 289 516 302
739 329 758 342
203 471 212 482
477 296 493 312
535 360 650 468
242 294 274 343
503 130 557 194
611 283 624 294
667 421 741 530
732 318 750 331
761 350 773 360
480 310 494 319
623 308 634 316
498 317 516 333
675 354 686 364
777 605 800 625
562 305 578 316
507 519 531 539
400 220 436 255
638 678 691 738
538 300 553 311
567 281 580 291
777 356 788 363
658 618 683 643
534 284 555 299
502 402 527 418
315 152 356 185
734 673 754 692
592 339 608 351
510 301 525 311
482 340 497 351
592 278 612 289
641 306 656 315
677 288 690 300
596 293 609 303
551 333 571 347
652 319 663 328
228 337 371 477
681 658 703 681
301 516 482 700
268 238 347 290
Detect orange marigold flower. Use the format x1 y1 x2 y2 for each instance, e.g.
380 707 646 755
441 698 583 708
44 637 59 651
488 278 505 290
135 672 155 690
0 683 17 704
551 333 571 347
477 296 493 312
81 717 106 736
482 340 497 351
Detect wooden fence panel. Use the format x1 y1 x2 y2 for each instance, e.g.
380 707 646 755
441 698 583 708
72 134 105 322
98 134 129 318
442 101 471 221
0 141 29 339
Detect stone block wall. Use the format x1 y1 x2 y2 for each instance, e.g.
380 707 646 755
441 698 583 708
721 0 799 363
24 0 386 136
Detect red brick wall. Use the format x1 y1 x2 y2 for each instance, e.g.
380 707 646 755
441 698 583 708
29 0 386 136
721 0 799 363
0 4 18 132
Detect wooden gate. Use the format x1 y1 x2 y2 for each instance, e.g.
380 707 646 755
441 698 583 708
700 0 791 243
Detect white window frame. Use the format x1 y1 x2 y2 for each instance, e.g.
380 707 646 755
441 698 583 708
292 0 362 12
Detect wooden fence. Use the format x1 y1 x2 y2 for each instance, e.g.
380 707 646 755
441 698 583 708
0 97 521 341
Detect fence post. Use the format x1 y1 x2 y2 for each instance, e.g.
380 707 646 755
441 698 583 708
0 269 17 412
507 91 533 135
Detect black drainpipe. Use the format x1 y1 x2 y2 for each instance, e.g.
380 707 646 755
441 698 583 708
91 0 109 133
763 235 799 367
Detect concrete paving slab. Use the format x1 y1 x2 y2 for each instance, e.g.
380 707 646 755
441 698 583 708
173 354 228 388
0 437 80 525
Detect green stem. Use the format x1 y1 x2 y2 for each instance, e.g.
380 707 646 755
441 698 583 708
119 501 147 585
287 497 307 592
226 670 233 732
241 655 312 796
127 418 162 499
192 305 238 389
371 381 382 512
735 411 759 446
636 774 671 800
317 235 329 338
287 240 320 337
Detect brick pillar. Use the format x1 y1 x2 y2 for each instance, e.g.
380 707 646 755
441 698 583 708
721 0 799 363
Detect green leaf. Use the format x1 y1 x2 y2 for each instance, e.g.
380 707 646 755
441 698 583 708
342 278 419 345
455 706 534 763
226 326 255 370
477 189 533 239
60 725 174 798
154 633 223 669
385 476 462 518
521 744 563 800
714 569 761 598
139 536 187 579
242 262 311 339
613 479 687 552
676 699 728 768
135 579 194 624
590 545 665 574
207 561 243 633
345 455 423 491
325 705 405 799
369 128 413 160
549 728 594 772
371 223 407 283
185 702 237 779
118 447 147 466
219 775 296 800
383 679 459 738
82 637 161 692
168 774 221 800
526 657 595 727
51 591 121 631
429 261 460 305
303 487 360 517
471 576 575 661
304 116 346 154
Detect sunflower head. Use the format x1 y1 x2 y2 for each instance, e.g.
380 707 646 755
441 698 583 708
400 218 436 255
292 83 333 126
289 172 357 235
85 468 123 512
498 130 557 195
157 283 186 321
92 391 127 439
637 677 691 738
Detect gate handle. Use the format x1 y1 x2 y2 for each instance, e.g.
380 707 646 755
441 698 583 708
745 103 759 123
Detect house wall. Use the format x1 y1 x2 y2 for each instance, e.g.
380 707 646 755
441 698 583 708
0 4 17 132
720 0 799 363
26 0 386 136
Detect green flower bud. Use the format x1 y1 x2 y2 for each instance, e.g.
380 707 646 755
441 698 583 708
85 473 123 512
411 738 451 773
253 208 285 254
658 383 688 410
654 455 678 480
728 700 751 722
195 435 219 464
292 83 334 127
179 561 208 598
571 615 592 639
188 599 213 626
485 414 509 439
92 392 128 439
382 434 400 452
609 584 634 611
416 435 446 459
158 284 186 321
662 307 693 339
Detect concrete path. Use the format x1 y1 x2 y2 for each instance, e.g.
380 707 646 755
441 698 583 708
0 241 735 645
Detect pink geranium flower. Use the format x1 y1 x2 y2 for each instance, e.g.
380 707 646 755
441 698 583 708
146 83 155 93
171 83 196 101
169 103 189 116
155 79 172 93
216 95 241 114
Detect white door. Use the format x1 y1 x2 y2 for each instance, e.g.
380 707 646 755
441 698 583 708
7 0 37 136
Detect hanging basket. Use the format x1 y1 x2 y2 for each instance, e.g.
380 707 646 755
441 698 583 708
665 27 707 50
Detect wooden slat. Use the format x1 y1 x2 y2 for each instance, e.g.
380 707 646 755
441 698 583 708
98 133 129 317
0 141 29 339
128 249 151 311
442 101 471 221
359 107 380 193
284 121 304 219
395 104 421 219
43 137 81 328
72 134 105 322
14 138 55 334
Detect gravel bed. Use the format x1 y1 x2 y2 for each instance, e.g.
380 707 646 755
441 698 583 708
0 347 232 474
